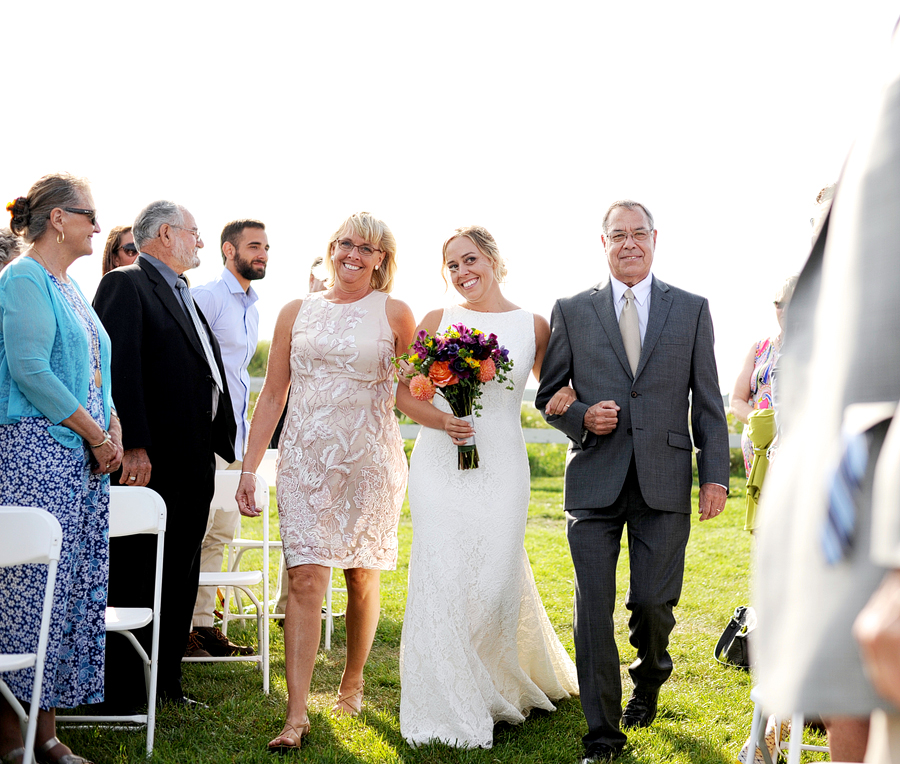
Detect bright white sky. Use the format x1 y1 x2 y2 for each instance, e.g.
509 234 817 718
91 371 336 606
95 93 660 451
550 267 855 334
6 2 898 392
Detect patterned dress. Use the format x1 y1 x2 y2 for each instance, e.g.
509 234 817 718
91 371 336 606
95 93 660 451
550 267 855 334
740 337 778 476
276 291 407 570
0 275 109 709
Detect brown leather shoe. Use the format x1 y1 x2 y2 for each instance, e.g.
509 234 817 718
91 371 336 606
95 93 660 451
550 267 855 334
196 626 254 657
183 630 211 658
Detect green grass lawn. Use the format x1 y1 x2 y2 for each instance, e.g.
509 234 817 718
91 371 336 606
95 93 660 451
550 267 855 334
59 473 827 763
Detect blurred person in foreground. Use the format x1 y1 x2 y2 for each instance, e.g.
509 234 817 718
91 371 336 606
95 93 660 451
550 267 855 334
0 174 122 764
99 225 137 275
93 200 235 710
185 219 269 658
755 20 900 762
237 212 415 752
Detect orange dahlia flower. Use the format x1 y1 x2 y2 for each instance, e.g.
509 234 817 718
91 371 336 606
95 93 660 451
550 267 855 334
409 374 436 401
477 358 496 383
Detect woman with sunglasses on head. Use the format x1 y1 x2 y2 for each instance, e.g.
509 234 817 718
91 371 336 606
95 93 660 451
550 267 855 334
0 174 123 764
237 212 415 752
100 225 137 275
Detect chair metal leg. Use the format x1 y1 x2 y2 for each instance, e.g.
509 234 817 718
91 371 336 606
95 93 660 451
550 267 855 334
786 713 803 764
748 690 775 764
324 573 334 651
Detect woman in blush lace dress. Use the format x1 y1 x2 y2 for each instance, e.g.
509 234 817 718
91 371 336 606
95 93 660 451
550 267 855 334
236 212 415 753
396 225 578 749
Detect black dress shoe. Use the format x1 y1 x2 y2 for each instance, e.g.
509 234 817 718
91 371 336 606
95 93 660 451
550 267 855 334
622 689 658 728
580 742 623 762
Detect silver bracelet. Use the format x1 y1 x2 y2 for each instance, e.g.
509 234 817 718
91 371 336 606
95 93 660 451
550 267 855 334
241 471 257 480
90 430 111 449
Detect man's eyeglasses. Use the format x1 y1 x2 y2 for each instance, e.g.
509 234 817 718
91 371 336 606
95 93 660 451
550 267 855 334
335 239 382 257
607 229 652 245
169 225 201 240
63 207 97 226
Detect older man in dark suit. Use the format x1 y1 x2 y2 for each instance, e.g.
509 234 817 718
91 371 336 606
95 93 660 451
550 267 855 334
537 200 730 763
93 200 236 708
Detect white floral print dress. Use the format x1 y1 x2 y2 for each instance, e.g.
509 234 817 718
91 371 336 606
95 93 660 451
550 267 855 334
275 291 407 570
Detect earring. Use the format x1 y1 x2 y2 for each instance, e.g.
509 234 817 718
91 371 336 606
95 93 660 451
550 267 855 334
57 230 65 244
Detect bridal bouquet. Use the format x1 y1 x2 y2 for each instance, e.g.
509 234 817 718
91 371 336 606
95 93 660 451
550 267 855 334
395 323 514 470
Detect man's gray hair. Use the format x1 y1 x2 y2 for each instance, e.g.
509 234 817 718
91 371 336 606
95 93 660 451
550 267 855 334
601 200 655 233
133 200 185 249
0 228 21 271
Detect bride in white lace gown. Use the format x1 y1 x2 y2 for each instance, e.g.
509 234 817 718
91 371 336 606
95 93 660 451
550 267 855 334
396 226 578 749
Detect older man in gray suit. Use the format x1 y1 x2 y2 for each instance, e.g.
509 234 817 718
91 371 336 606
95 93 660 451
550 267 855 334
537 200 730 763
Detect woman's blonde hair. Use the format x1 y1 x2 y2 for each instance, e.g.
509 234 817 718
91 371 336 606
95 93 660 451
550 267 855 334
324 211 397 293
441 225 507 287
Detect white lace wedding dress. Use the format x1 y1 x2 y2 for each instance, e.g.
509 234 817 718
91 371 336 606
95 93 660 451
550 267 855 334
399 306 578 749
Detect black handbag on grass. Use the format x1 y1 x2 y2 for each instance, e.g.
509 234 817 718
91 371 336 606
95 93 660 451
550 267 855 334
715 605 755 670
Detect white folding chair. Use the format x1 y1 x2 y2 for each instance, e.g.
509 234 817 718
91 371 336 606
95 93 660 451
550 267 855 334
184 471 270 694
224 456 345 650
58 486 166 758
0 507 63 764
747 687 830 764
323 571 347 651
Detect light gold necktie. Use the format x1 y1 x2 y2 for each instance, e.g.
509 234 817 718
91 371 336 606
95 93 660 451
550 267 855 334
620 288 641 375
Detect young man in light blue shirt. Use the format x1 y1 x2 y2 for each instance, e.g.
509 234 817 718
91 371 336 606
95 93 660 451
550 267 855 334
188 219 269 657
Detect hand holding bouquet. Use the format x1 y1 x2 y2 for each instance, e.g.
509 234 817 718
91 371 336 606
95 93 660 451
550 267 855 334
394 323 514 469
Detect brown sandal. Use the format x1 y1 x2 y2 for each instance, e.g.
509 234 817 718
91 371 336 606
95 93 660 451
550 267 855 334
267 720 310 753
331 681 364 716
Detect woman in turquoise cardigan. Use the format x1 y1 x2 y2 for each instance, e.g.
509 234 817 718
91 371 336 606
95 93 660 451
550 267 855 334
0 174 123 764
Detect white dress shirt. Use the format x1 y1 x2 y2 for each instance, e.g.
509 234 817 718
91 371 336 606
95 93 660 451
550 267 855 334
610 273 652 344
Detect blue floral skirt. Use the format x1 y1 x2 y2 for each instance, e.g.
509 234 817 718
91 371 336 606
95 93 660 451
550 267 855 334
0 417 109 709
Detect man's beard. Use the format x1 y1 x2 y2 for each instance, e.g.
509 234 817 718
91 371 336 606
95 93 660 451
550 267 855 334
235 250 266 281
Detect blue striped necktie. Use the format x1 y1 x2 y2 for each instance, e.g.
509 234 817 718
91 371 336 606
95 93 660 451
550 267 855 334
822 432 869 564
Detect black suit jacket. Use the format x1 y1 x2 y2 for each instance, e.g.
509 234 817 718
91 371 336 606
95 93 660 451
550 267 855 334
93 256 236 473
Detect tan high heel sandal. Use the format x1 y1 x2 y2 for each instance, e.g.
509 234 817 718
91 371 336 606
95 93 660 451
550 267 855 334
331 680 364 716
267 719 310 753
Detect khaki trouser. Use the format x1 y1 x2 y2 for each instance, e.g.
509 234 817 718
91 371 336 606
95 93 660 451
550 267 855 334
192 457 241 628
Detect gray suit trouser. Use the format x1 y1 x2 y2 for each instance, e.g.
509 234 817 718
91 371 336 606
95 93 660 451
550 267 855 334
566 460 691 748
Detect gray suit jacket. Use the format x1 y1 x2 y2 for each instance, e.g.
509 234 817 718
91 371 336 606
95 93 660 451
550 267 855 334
755 27 900 716
536 275 729 513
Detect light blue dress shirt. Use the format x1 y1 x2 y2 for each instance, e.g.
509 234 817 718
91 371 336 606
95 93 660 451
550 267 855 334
192 268 259 459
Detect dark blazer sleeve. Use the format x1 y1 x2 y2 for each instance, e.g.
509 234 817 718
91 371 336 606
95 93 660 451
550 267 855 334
93 270 152 451
689 298 730 487
535 297 593 445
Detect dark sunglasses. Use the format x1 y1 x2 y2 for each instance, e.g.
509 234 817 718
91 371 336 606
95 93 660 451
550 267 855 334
63 207 97 226
119 243 138 254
